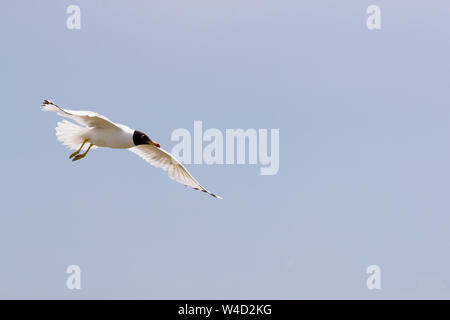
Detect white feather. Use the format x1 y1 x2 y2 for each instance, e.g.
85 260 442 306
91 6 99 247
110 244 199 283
130 145 222 199
42 100 119 129
55 120 97 151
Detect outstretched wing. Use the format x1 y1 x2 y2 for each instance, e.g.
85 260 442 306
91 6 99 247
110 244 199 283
130 145 222 199
41 100 119 129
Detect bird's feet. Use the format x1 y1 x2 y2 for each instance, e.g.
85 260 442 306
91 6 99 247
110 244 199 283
72 154 86 162
69 151 80 159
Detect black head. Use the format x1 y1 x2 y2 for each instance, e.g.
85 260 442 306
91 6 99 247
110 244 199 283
133 130 160 148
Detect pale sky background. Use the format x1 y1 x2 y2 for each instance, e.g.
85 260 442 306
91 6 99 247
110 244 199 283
0 1 450 299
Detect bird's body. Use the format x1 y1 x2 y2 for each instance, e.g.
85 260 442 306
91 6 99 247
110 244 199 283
84 125 135 149
42 100 222 199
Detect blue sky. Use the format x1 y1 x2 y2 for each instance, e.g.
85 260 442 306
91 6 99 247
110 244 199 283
0 1 450 299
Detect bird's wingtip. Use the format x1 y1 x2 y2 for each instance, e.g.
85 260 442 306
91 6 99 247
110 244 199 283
41 99 54 110
42 99 54 105
41 99 60 112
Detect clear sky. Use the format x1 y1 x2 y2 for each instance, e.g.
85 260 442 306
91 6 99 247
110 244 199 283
1 0 450 299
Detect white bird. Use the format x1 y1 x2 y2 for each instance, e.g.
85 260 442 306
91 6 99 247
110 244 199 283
42 100 222 199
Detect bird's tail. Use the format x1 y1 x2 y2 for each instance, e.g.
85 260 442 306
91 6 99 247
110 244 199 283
55 120 92 151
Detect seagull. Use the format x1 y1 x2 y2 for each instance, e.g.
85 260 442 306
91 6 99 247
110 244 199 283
42 100 222 199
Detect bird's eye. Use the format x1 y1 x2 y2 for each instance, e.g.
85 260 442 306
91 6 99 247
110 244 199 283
141 135 145 139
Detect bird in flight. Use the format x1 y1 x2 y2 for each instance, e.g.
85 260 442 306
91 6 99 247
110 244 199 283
42 100 222 199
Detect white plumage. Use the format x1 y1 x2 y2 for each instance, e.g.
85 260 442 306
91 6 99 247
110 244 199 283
42 100 222 199
56 119 95 152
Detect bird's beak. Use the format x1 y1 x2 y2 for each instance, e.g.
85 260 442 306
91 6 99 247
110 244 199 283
152 141 161 148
